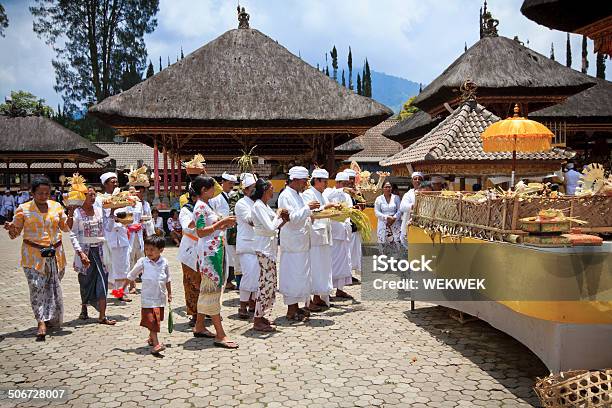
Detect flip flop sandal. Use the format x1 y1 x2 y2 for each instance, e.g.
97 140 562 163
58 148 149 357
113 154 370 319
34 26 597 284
253 324 276 332
238 310 250 319
35 333 46 342
297 308 311 317
213 340 239 349
150 344 166 355
286 313 305 322
119 296 132 302
147 338 154 346
79 311 89 320
335 292 354 299
98 318 116 325
193 330 216 338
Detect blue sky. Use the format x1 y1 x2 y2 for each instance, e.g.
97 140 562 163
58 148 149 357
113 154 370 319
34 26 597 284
1 0 610 109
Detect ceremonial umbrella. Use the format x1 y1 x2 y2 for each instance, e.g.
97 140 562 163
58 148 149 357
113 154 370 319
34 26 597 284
481 104 554 187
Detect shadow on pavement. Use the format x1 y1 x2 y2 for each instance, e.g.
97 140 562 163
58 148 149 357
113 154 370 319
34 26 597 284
403 305 547 406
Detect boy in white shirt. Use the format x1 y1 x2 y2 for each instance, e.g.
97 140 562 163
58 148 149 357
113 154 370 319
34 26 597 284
128 235 172 355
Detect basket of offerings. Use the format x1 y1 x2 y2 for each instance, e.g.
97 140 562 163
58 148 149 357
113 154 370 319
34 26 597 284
534 369 612 407
312 203 372 242
126 165 150 187
114 211 133 225
519 209 578 234
184 154 206 175
412 181 611 241
99 188 140 210
63 173 87 207
348 161 389 204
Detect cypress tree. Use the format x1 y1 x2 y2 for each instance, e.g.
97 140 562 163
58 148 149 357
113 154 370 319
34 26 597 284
146 60 154 78
566 33 572 68
330 45 338 81
419 83 422 93
364 59 372 97
180 46 184 59
550 43 555 61
581 35 589 73
325 66 329 76
357 73 362 95
341 70 345 87
596 53 606 79
167 56 170 67
316 63 319 70
159 56 162 72
348 46 353 90
464 42 467 52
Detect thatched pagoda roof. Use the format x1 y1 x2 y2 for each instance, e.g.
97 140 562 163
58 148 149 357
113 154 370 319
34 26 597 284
382 111 443 146
520 0 612 34
335 138 364 156
89 28 391 130
380 100 572 167
0 115 108 162
530 78 612 123
412 36 596 115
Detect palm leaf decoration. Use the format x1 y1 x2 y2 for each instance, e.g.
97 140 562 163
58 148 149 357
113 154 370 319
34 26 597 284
232 145 258 173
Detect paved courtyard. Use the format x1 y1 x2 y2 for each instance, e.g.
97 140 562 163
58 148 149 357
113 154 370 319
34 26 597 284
0 233 546 407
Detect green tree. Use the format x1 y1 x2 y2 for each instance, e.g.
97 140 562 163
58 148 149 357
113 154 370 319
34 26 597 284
364 59 372 97
596 53 606 79
146 60 154 78
30 0 159 112
341 69 345 87
581 35 589 73
120 61 142 91
566 33 572 68
0 90 54 117
159 56 162 72
330 45 338 81
397 96 419 121
180 46 184 59
325 66 329 76
464 42 467 52
550 43 555 61
348 46 353 91
0 3 8 37
357 73 362 95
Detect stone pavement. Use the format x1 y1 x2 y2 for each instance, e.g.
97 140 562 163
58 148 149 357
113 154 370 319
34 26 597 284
0 234 546 407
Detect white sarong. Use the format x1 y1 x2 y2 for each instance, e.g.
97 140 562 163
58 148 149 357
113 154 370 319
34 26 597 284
279 251 311 305
331 239 352 290
310 245 333 303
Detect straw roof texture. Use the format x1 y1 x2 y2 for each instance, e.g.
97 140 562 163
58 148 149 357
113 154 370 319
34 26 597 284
413 36 596 114
89 28 392 127
0 116 107 161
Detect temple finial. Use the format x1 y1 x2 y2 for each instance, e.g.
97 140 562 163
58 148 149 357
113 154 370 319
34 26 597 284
237 5 250 29
480 0 498 38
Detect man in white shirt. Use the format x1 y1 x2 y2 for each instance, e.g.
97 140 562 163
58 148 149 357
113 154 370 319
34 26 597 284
1 191 15 222
323 172 354 299
278 166 320 320
95 172 133 301
343 169 362 283
302 168 335 309
234 173 258 318
564 163 581 195
209 172 238 289
399 172 424 248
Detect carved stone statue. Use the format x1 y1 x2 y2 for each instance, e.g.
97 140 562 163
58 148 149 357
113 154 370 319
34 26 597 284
237 6 250 29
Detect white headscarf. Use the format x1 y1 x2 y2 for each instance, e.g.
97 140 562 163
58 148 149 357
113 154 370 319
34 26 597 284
221 172 237 182
242 173 256 188
343 169 357 178
100 172 117 185
335 172 349 182
311 168 329 179
288 166 309 180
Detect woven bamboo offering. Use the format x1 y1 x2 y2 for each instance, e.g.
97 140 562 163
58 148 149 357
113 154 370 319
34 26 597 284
534 369 612 407
412 192 612 241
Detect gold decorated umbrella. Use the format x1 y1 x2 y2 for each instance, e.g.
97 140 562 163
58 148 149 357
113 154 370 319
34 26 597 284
481 104 554 187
